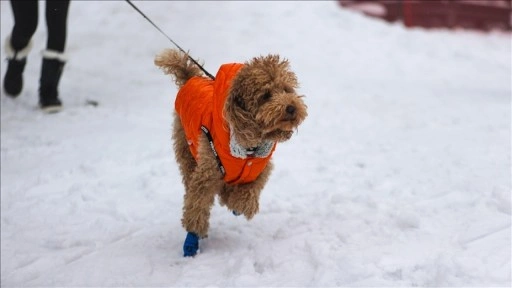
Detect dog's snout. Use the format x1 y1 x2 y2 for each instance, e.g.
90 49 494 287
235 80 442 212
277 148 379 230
285 105 296 115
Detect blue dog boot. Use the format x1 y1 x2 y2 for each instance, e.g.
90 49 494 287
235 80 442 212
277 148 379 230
183 232 199 257
232 210 241 216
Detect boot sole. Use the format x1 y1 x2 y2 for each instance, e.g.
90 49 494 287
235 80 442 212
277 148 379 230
40 105 62 114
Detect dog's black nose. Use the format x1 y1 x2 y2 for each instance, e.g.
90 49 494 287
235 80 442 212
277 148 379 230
286 105 296 115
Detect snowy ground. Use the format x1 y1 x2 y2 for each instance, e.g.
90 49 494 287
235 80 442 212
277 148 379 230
1 1 510 287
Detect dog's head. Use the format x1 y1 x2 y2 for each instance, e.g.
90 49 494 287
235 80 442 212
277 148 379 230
224 54 307 148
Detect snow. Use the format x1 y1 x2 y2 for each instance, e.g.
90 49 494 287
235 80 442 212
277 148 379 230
1 1 510 286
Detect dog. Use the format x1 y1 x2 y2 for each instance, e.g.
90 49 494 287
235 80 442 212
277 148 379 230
154 49 307 256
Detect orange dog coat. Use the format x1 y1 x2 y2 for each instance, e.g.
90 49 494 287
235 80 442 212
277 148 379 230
175 63 276 185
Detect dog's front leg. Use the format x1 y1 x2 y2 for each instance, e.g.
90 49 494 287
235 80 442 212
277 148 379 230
227 162 274 220
181 134 224 239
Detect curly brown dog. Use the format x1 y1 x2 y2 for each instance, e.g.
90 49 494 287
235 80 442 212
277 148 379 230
154 49 307 256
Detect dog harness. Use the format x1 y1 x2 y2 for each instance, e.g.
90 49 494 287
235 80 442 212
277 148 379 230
175 63 276 185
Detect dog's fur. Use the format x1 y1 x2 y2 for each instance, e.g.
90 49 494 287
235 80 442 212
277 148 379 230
155 49 307 238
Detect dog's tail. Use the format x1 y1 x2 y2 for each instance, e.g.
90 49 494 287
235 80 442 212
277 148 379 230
154 49 204 88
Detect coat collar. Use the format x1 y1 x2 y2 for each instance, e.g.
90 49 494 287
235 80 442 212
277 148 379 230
229 127 274 159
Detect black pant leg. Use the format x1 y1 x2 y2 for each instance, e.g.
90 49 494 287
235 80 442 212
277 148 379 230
45 0 70 52
9 0 39 51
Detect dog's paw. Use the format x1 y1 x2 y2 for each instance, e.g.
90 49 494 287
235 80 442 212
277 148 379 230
229 198 259 220
228 201 257 219
183 232 199 257
226 188 260 220
243 206 258 220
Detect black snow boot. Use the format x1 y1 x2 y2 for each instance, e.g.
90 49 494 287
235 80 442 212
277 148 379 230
3 37 32 97
39 50 66 113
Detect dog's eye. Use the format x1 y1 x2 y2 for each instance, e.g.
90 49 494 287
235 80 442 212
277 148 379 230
262 92 272 101
235 95 246 110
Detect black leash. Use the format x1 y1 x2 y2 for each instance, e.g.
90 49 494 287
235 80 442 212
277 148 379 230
125 0 215 80
201 126 226 176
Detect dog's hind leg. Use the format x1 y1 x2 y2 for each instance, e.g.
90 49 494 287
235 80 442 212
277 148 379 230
181 134 224 241
172 115 204 257
172 115 197 191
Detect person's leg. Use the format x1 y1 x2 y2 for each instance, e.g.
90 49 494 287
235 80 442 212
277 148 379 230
45 0 70 52
4 0 38 97
9 0 38 51
39 0 70 113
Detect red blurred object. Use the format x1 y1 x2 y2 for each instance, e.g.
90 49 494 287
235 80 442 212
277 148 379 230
338 0 512 31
